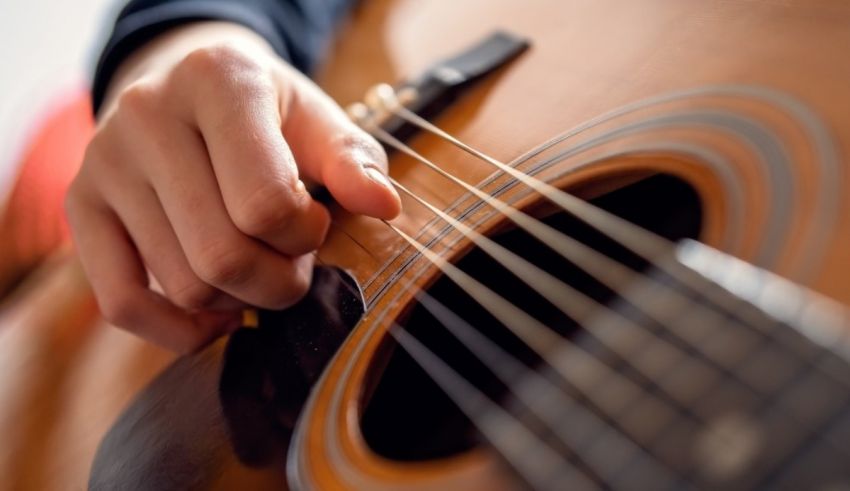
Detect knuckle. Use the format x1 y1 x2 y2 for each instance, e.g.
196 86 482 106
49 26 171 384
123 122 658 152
79 135 110 172
114 80 160 117
191 239 255 287
167 279 219 310
176 44 270 94
181 44 253 71
232 182 298 236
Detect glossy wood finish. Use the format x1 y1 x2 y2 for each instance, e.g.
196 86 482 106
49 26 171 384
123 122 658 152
2 0 850 489
293 0 850 488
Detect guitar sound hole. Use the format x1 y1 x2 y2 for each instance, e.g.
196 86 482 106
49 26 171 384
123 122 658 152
360 173 703 462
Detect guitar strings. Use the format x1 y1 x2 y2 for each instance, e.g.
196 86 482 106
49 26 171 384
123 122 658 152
315 251 608 486
324 198 850 474
311 252 606 487
405 285 679 487
388 325 598 491
364 121 791 397
301 87 850 484
363 85 776 329
316 230 688 482
384 222 700 442
322 212 794 481
319 222 698 479
384 176 850 458
388 176 756 405
356 88 848 387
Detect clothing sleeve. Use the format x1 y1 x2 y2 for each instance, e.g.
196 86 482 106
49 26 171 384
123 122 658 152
91 0 354 114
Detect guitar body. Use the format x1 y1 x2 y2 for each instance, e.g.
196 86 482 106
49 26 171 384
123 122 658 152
2 0 850 489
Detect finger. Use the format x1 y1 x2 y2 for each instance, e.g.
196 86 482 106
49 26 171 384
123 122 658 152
175 46 330 256
100 173 245 312
65 177 239 353
143 117 316 309
279 67 402 220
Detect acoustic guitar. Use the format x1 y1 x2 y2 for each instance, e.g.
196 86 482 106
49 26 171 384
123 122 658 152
2 0 850 489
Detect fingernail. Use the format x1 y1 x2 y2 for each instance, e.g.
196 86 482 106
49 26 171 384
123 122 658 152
364 166 395 192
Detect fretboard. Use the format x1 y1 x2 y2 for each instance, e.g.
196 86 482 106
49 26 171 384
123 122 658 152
503 240 850 490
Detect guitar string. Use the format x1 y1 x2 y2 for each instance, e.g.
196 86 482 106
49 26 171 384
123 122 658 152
314 256 594 485
298 89 850 482
310 253 608 486
317 238 687 484
385 174 850 442
320 213 808 482
383 221 701 439
316 189 848 476
355 91 849 388
362 119 850 438
318 229 845 486
388 325 599 491
362 85 784 329
402 279 681 486
388 176 755 406
362 120 790 398
314 235 691 478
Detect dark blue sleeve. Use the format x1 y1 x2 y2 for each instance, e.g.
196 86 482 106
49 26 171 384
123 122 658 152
91 0 354 114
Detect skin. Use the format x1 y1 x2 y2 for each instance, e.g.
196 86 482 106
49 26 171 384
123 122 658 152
65 22 401 353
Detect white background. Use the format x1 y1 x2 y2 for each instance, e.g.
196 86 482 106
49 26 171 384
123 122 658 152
0 0 117 195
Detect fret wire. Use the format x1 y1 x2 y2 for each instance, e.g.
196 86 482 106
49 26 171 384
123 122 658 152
684 344 849 488
621 272 850 429
620 282 842 467
754 347 850 454
658 300 850 447
748 359 850 488
762 411 850 489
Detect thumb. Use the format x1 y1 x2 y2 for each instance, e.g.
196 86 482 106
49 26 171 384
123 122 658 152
278 69 401 220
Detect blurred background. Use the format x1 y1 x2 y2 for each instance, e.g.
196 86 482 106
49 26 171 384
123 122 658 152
0 0 116 196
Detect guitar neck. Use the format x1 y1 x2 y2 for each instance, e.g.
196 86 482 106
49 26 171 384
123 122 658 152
546 240 850 488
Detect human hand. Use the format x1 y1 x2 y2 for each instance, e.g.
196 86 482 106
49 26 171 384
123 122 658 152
66 22 400 352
